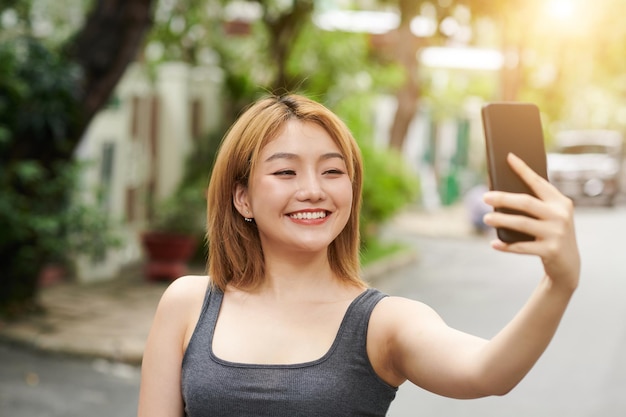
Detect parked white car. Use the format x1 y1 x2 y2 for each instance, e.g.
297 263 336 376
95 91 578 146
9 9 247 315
547 130 624 206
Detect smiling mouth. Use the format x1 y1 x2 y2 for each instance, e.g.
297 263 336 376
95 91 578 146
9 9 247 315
289 211 328 220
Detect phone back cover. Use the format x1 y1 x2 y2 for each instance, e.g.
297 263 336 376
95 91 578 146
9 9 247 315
482 102 548 195
482 102 548 242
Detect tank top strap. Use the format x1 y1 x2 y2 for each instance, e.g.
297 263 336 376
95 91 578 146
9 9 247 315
182 284 219 363
205 286 222 338
332 288 388 357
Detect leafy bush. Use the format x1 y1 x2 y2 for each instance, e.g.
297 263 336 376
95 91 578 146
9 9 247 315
332 93 420 249
146 129 222 265
150 185 207 236
0 161 121 262
360 142 420 246
0 37 118 314
0 37 81 157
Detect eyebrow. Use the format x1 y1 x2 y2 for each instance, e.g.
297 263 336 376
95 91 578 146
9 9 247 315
264 152 345 163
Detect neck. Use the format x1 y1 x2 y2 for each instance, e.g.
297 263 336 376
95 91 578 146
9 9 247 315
263 252 334 296
230 245 363 302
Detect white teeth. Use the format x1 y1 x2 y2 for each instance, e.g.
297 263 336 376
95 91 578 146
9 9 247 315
290 211 327 220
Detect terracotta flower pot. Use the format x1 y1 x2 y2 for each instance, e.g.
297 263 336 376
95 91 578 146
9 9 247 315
141 232 198 281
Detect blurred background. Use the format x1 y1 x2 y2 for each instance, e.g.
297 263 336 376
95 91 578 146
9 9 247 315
1 0 625 316
2 2 626 416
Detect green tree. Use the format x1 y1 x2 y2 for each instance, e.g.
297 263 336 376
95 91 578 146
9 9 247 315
0 0 154 315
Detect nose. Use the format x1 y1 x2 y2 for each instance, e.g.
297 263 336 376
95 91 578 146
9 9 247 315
295 171 326 202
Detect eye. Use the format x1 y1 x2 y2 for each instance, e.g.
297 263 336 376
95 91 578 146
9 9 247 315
323 168 346 176
273 169 296 176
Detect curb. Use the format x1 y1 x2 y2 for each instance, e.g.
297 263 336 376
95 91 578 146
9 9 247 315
362 248 419 285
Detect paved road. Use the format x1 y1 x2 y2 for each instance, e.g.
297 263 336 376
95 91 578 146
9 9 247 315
1 205 624 416
0 344 141 417
382 205 626 417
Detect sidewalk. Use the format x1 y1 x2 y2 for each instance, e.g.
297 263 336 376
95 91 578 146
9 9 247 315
389 203 475 238
0 265 167 365
0 204 475 365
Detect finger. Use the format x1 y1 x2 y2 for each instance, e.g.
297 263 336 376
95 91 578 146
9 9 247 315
489 237 532 254
483 190 574 240
483 190 553 221
484 203 576 262
482 211 551 242
506 153 560 201
489 237 549 258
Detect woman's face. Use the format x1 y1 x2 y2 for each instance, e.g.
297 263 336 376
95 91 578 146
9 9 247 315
235 120 353 257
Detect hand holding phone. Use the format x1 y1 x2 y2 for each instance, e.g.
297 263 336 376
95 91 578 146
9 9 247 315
481 102 549 243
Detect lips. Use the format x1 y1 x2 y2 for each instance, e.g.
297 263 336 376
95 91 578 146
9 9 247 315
288 211 328 220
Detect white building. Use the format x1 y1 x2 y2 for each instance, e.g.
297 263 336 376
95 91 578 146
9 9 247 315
73 61 222 283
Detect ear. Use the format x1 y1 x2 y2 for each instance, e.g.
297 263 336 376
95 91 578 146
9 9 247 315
233 183 251 218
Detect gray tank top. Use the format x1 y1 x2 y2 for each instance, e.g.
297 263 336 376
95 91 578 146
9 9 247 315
181 287 397 416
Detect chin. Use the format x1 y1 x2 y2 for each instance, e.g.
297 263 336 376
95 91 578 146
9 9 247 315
285 239 333 254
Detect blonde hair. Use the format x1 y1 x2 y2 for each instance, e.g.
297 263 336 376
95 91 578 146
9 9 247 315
206 95 365 291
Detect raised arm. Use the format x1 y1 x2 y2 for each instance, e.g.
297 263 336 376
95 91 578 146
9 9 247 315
372 152 580 398
474 152 579 389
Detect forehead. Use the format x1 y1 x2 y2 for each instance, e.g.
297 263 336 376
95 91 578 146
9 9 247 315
259 119 343 157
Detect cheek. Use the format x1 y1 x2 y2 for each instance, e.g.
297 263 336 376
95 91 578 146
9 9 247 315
337 180 354 211
248 177 292 208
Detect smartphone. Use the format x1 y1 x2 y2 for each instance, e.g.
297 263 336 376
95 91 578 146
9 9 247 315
481 102 548 243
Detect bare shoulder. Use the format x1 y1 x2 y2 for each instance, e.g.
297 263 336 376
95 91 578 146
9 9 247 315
140 276 210 416
161 275 210 302
369 295 445 347
149 275 211 348
154 275 210 322
372 295 442 325
367 295 445 386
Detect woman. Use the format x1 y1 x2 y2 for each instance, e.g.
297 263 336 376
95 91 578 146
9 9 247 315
138 95 580 416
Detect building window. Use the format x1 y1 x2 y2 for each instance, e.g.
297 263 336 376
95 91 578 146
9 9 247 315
191 98 203 140
99 142 115 212
131 96 141 138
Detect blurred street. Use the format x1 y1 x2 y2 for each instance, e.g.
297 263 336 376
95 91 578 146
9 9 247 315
1 202 626 416
0 344 141 417
384 203 626 416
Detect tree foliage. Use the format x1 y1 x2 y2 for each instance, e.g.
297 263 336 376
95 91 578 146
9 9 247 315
0 0 154 315
0 38 118 315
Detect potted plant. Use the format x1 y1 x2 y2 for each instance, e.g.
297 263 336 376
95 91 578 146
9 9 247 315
141 186 206 281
